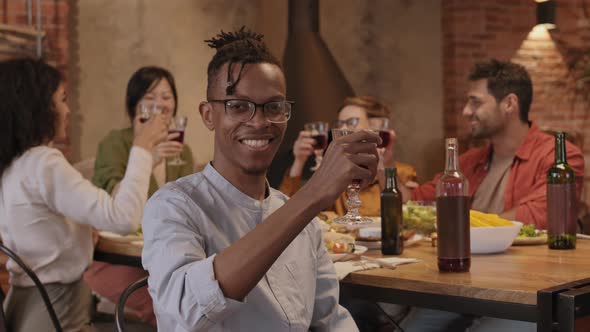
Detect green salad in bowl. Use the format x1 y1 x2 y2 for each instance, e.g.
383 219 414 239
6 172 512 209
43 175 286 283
403 201 437 235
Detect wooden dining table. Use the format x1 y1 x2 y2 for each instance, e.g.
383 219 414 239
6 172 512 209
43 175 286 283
94 235 590 331
94 236 143 267
341 239 590 332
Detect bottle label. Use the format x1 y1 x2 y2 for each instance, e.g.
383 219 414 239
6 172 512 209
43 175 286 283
436 196 471 259
547 183 577 236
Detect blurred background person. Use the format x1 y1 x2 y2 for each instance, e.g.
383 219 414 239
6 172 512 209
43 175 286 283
84 66 195 326
280 95 417 216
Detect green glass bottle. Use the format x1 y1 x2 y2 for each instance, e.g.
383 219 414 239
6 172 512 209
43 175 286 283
381 167 403 255
547 132 577 250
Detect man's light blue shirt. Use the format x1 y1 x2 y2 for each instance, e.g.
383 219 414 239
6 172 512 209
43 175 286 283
142 163 357 331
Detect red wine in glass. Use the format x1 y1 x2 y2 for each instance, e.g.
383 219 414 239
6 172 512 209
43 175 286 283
312 134 328 150
169 130 185 143
139 117 149 124
378 130 391 148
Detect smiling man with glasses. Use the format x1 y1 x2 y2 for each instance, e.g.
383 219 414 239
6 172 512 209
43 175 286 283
141 27 381 331
207 99 294 124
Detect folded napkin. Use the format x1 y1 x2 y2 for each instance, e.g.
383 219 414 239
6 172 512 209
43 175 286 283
334 257 419 280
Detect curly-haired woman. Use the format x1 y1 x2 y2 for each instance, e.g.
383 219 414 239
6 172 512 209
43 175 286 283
0 58 167 331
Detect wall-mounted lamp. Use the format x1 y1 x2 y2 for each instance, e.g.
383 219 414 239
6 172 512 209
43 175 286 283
536 0 556 29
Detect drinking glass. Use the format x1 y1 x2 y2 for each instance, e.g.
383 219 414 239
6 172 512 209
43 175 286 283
304 122 329 171
331 128 373 225
369 117 391 168
168 115 187 166
139 102 162 123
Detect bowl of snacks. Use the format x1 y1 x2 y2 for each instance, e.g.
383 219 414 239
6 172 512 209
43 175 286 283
469 210 522 254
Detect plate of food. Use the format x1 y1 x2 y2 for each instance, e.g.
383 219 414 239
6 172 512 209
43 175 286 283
512 224 547 245
98 231 143 243
323 231 368 261
469 210 522 254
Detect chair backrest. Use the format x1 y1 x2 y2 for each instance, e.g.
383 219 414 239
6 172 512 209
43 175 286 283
0 287 7 332
115 276 148 332
0 243 62 332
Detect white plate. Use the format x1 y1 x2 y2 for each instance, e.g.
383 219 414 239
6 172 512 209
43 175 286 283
405 234 424 247
357 234 424 250
99 231 143 243
512 235 547 246
330 245 368 261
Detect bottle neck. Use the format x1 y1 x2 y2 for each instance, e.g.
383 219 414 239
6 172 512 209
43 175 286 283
555 134 567 165
384 168 398 191
445 142 459 172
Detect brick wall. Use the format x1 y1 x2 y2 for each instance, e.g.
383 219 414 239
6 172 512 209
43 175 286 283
1 0 69 73
443 0 590 206
0 0 71 157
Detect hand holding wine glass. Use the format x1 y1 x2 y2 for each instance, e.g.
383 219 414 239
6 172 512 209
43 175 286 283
369 117 395 166
305 129 380 223
289 131 316 177
304 122 329 171
132 113 168 152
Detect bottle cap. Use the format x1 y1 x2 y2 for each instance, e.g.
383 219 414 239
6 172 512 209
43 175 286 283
446 137 458 145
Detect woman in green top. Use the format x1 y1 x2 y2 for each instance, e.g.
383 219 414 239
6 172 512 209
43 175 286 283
92 66 194 197
85 66 195 325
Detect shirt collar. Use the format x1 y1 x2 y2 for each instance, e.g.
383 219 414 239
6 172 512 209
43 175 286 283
477 122 537 168
202 163 272 210
513 122 538 161
475 145 493 170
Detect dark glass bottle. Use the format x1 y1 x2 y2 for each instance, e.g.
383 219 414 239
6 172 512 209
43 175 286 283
381 167 403 255
436 138 470 272
547 132 577 250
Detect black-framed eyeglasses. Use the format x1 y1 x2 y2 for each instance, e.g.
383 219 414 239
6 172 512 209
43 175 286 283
332 117 359 129
208 99 294 124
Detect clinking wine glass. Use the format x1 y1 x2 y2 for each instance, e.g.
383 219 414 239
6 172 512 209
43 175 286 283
331 128 373 225
139 102 162 123
304 122 329 171
168 115 187 166
369 117 391 168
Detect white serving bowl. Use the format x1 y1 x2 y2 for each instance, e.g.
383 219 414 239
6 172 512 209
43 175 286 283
470 221 523 254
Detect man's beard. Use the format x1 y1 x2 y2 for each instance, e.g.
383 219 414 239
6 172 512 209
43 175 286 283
473 121 504 139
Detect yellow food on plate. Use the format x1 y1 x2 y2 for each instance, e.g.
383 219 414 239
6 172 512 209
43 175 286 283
469 210 514 227
323 232 355 254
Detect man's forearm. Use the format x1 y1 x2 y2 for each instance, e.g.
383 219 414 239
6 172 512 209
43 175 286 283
213 183 325 301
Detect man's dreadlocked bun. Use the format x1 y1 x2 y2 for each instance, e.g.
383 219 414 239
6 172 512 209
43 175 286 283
205 26 281 96
205 27 264 49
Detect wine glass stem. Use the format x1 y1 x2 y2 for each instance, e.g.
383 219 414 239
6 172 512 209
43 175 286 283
378 148 385 169
345 183 362 216
314 150 323 169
